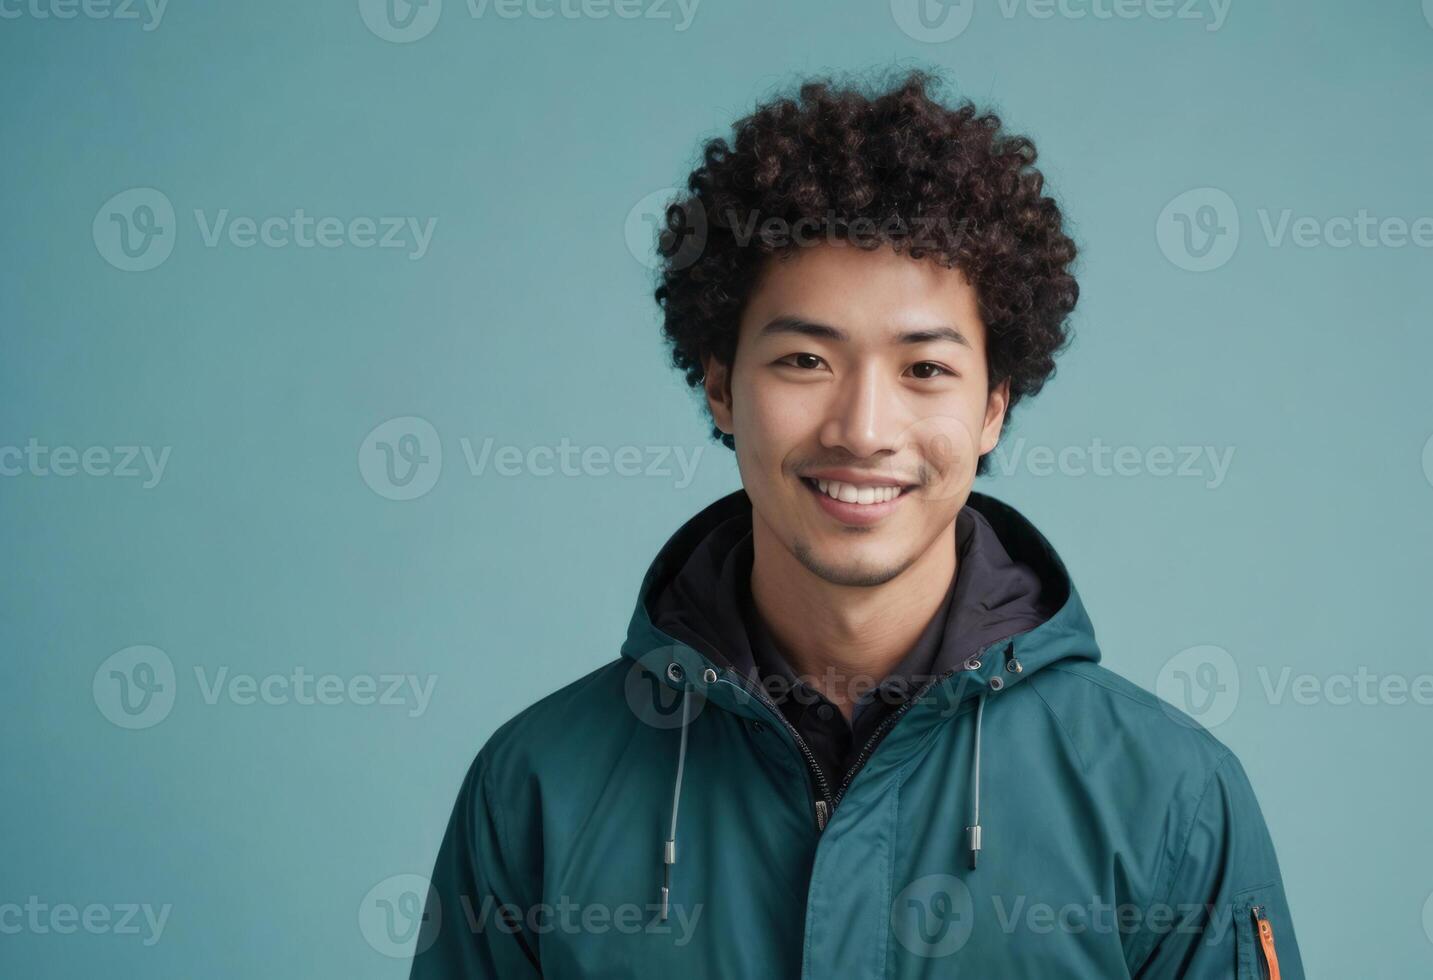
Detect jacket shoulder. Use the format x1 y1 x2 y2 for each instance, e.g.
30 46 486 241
477 656 638 777
1026 659 1234 778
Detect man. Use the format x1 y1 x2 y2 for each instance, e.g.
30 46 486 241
410 69 1303 978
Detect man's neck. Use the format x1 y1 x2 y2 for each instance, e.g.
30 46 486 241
747 515 957 721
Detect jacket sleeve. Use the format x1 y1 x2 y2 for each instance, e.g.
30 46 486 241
409 751 542 979
1132 751 1305 979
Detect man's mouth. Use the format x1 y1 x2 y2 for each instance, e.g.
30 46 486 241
799 476 917 526
801 477 914 504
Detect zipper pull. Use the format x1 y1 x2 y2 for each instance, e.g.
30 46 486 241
1250 905 1282 980
814 799 829 832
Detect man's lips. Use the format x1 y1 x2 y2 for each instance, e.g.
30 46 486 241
800 475 916 527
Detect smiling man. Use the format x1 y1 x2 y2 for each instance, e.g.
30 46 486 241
410 69 1303 978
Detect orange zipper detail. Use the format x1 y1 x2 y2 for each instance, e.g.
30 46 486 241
1251 905 1281 980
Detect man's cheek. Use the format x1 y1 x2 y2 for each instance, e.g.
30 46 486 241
902 416 980 505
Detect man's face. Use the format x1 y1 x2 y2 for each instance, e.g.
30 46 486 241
704 241 1009 588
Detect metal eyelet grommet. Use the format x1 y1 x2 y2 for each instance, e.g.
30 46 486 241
988 676 1005 692
666 663 684 683
1006 658 1023 673
964 656 982 671
702 668 718 684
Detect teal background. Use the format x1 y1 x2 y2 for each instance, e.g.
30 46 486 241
3 0 1431 976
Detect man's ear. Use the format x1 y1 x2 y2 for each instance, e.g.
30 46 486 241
703 354 734 436
979 377 1011 456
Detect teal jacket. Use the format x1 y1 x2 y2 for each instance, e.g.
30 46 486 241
411 489 1303 978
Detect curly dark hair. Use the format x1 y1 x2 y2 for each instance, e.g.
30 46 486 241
652 68 1079 476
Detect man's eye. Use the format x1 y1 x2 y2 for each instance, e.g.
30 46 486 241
908 362 954 380
779 353 826 370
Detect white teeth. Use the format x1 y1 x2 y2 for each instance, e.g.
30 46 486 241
812 479 902 505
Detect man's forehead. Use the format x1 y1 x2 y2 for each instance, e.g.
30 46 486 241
742 243 981 329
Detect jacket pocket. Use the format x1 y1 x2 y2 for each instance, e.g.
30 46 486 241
1234 890 1283 980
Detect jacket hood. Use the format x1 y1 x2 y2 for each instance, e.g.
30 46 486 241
622 486 1100 692
618 487 1102 916
641 490 1067 703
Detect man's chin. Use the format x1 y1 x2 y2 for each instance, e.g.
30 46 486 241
790 539 917 589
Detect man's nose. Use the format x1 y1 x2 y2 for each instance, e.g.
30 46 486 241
819 365 904 460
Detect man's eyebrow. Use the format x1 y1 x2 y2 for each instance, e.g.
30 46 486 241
758 315 972 349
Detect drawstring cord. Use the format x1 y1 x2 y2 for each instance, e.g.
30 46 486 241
966 692 987 869
660 685 694 922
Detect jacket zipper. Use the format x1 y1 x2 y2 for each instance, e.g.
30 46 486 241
1250 905 1281 980
718 672 834 829
832 641 1010 812
830 668 958 811
721 654 982 830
